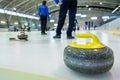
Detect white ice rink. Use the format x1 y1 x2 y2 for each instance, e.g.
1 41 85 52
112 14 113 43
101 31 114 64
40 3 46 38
0 31 120 80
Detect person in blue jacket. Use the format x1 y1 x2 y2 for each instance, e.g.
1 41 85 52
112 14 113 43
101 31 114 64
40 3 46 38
73 18 78 32
53 0 77 39
38 0 50 35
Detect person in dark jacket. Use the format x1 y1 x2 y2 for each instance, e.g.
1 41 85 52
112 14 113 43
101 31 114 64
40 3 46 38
53 0 77 39
38 0 50 35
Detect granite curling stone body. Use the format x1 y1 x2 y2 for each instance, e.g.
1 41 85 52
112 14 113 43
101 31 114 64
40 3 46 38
17 31 28 40
64 33 114 74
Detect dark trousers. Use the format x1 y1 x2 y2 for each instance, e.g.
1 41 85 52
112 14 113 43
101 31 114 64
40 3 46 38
40 15 47 33
56 0 77 36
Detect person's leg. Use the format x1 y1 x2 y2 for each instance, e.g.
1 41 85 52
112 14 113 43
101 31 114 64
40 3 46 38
40 15 44 34
55 3 68 36
67 1 77 38
43 16 47 34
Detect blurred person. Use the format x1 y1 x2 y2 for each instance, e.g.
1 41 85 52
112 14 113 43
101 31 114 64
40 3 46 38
73 18 78 32
53 0 77 39
38 0 50 35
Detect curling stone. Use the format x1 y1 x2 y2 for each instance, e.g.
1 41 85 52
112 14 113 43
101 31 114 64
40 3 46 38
64 33 114 74
17 31 28 40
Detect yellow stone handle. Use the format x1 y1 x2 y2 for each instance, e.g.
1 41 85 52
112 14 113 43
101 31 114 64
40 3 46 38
69 33 105 49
